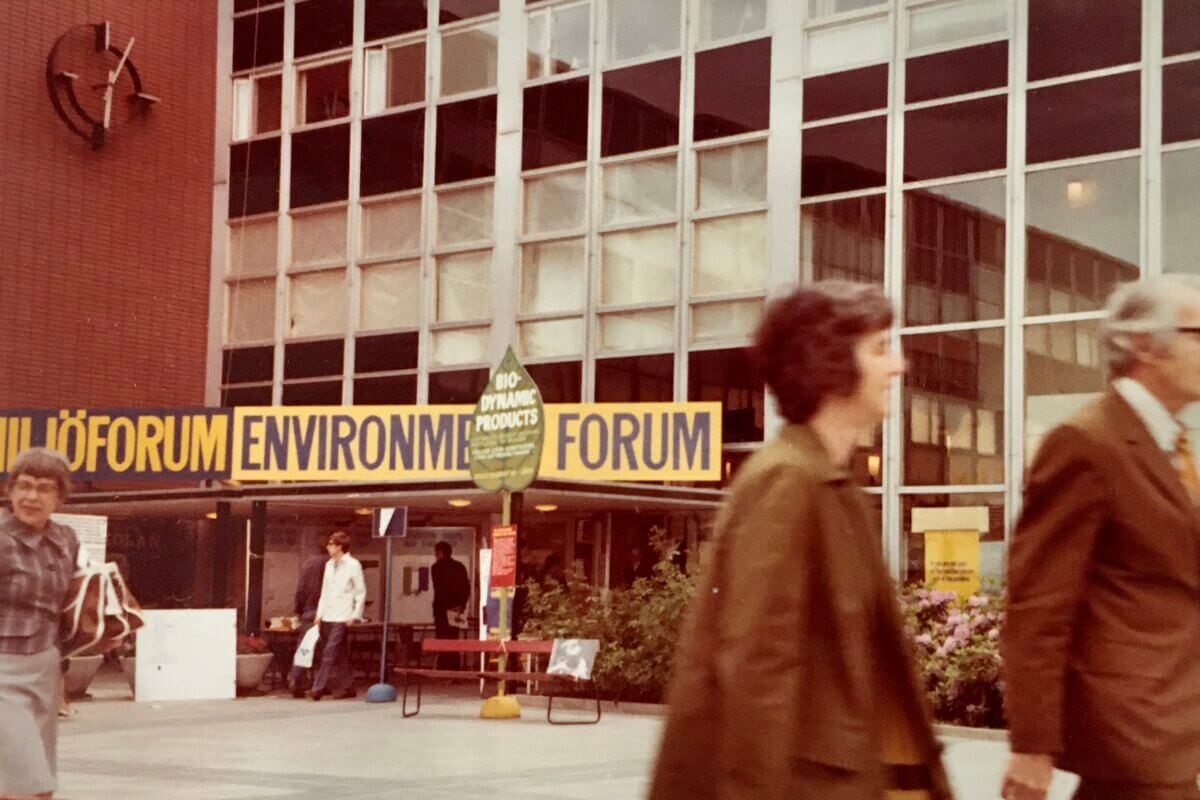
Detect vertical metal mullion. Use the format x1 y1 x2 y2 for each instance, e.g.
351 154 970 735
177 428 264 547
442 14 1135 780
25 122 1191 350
418 0 440 402
274 1 298 405
1005 0 1029 547
1144 0 1163 278
883 3 904 580
677 0 696 403
343 0 366 403
493 0 526 368
584 0 604 402
763 0 803 440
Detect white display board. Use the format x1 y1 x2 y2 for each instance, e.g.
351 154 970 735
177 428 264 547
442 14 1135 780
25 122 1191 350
387 527 476 625
135 609 236 702
52 512 107 563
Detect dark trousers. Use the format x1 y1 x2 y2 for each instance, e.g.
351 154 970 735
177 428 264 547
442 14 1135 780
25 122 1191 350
1074 779 1200 799
288 617 322 693
311 622 354 695
434 610 461 669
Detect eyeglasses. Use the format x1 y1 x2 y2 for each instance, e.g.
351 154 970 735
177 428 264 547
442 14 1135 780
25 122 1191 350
10 479 59 497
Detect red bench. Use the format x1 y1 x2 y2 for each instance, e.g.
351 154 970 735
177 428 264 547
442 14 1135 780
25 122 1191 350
393 639 602 725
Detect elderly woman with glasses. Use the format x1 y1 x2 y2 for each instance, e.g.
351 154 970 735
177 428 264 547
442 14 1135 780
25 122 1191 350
0 448 80 800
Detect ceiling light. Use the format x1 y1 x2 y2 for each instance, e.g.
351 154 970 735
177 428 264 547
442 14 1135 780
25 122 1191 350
534 504 558 512
354 508 373 516
448 499 471 508
205 512 218 520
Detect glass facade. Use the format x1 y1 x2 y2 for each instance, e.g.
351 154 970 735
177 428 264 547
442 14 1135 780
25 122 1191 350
217 0 1200 578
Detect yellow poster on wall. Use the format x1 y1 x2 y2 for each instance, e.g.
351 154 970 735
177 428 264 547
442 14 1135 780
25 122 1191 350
912 506 987 598
923 530 981 597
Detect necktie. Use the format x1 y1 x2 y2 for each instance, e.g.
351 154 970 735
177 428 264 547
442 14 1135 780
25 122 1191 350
1176 430 1200 504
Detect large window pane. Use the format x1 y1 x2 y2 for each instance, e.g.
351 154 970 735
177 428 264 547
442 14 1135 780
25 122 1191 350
440 0 497 25
355 375 418 405
223 345 274 384
428 367 490 402
904 178 1006 325
688 348 764 442
598 310 675 352
361 196 421 258
805 15 890 74
360 261 421 331
289 270 346 337
697 142 767 211
228 218 278 277
519 318 585 358
693 214 767 296
296 60 351 125
233 74 282 139
1024 319 1105 462
801 194 885 283
803 64 888 123
594 353 674 401
233 7 284 71
1163 148 1200 276
292 207 347 268
693 39 771 142
365 0 427 42
904 328 1005 486
435 96 497 184
436 251 491 322
294 0 352 59
527 2 590 78
903 493 1005 584
608 0 680 63
1164 61 1200 145
600 226 678 305
904 96 1006 181
601 58 681 156
525 361 583 403
437 185 493 246
603 157 677 224
360 109 425 196
364 42 425 114
523 77 590 170
699 0 766 43
440 24 498 97
229 137 281 218
1025 158 1140 315
1027 0 1140 81
524 170 586 234
1026 73 1140 165
291 124 350 208
906 41 1007 104
801 116 887 197
691 299 763 344
227 278 277 343
521 239 586 314
1165 0 1200 57
282 380 342 406
908 0 1007 52
284 339 343 378
432 329 490 366
356 331 419 372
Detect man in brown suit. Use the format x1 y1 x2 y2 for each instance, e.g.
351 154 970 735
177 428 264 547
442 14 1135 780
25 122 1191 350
1002 275 1200 800
648 281 952 800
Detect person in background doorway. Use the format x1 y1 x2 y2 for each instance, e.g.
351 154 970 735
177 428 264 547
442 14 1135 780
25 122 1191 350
288 538 328 698
623 545 653 586
431 541 470 669
1001 276 1200 800
310 531 364 700
648 281 952 800
0 448 81 800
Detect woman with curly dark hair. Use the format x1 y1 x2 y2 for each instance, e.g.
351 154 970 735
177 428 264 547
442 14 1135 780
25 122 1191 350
648 281 953 800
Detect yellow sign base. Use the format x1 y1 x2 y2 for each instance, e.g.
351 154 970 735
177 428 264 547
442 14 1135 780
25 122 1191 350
480 695 522 719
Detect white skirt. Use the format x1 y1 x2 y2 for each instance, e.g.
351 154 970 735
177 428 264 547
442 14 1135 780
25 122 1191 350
0 647 60 796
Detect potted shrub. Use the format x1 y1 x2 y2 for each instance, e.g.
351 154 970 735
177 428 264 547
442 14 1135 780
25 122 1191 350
235 635 273 692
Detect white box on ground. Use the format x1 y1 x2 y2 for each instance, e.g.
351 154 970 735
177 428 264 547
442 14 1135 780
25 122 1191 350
135 609 237 702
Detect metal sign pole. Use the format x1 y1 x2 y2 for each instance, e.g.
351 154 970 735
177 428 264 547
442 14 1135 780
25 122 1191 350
366 509 398 703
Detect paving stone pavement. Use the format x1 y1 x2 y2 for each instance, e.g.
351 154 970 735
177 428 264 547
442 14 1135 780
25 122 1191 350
56 671 1080 800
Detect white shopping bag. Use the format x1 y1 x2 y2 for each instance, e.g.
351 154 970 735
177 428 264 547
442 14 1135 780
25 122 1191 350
292 625 321 669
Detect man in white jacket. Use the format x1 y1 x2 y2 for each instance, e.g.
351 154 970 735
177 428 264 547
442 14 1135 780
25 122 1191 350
310 531 365 700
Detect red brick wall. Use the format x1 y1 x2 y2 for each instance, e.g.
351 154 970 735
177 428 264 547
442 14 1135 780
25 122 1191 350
0 2 218 409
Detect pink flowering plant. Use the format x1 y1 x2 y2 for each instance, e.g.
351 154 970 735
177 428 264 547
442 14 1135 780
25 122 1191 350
900 581 1006 728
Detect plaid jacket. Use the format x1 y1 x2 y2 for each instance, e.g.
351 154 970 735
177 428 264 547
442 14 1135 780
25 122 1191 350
0 512 78 654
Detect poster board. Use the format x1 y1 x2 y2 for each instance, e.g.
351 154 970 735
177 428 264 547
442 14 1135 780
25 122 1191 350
387 526 475 624
135 609 236 702
52 512 107 563
913 507 988 597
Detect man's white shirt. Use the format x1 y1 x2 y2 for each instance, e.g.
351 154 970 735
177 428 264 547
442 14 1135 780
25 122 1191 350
315 554 366 622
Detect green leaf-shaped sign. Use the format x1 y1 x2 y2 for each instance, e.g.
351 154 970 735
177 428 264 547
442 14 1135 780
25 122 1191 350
468 346 546 492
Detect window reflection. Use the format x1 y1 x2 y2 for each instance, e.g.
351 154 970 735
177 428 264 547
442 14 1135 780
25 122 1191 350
595 354 675 402
904 178 1006 325
601 58 681 157
435 96 497 184
1024 319 1105 462
361 110 424 196
801 116 887 197
1027 0 1140 81
428 368 489 403
1164 61 1200 145
903 329 1006 486
234 8 284 71
906 41 1006 104
607 0 680 63
693 39 771 141
526 361 583 403
1163 148 1200 276
801 194 885 283
229 137 281 217
294 0 352 59
523 77 590 169
1025 158 1139 315
365 0 427 42
1165 0 1200 56
803 64 888 123
291 124 350 208
904 96 1006 181
1026 73 1140 165
687 348 764 443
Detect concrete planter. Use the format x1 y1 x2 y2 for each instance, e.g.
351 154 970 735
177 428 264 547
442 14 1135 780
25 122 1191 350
235 653 274 691
64 655 104 698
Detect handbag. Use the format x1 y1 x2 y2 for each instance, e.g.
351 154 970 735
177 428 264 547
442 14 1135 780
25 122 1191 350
60 554 146 659
293 624 321 669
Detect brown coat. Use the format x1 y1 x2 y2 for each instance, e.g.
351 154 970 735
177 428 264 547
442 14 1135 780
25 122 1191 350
1003 390 1200 783
648 425 952 800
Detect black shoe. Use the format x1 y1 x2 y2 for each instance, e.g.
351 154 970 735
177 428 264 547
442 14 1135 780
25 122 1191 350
310 691 324 701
